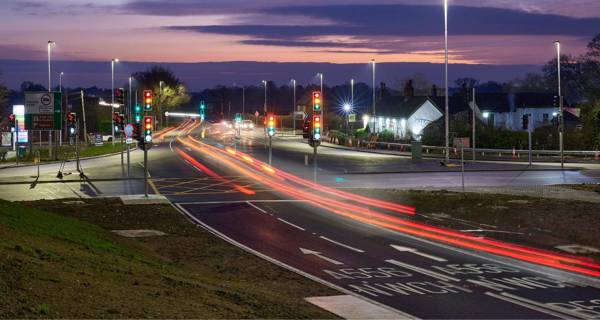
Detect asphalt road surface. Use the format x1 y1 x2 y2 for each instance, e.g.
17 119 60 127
154 122 600 319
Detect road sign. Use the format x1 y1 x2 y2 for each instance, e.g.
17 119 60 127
94 134 103 146
349 113 357 123
24 92 62 130
126 137 133 145
124 123 135 138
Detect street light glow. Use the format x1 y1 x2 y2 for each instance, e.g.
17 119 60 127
343 103 351 112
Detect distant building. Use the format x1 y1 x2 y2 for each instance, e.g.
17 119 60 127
476 92 580 130
369 95 443 139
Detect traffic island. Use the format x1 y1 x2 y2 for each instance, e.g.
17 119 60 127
1 198 337 318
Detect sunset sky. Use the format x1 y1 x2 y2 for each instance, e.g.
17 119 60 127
1 0 599 65
0 1 599 90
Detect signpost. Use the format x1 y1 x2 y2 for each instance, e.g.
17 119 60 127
124 123 134 177
24 92 61 159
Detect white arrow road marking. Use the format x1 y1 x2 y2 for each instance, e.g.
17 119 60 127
300 248 344 265
385 259 460 282
390 244 447 262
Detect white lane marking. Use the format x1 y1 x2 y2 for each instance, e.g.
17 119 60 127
170 203 417 319
176 199 309 205
320 236 365 253
183 160 203 173
500 292 587 319
390 244 447 262
385 259 460 282
246 201 267 214
484 292 572 319
300 248 344 265
278 218 306 231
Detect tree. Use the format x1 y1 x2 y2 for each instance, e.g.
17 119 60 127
395 73 431 96
132 66 191 113
0 73 8 112
455 78 479 89
20 81 46 93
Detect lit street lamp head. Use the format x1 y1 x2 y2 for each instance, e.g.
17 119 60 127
343 103 351 112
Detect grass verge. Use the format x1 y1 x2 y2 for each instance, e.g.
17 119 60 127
1 143 131 164
0 198 337 318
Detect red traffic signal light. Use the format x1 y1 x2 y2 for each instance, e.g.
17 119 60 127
67 112 76 123
313 91 322 111
143 90 153 111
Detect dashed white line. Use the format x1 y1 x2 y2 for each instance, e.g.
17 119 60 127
319 236 365 253
385 259 461 282
277 218 306 231
246 201 267 214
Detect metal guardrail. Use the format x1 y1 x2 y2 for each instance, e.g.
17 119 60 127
342 139 600 159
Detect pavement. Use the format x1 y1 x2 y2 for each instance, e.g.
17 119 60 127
2 122 600 319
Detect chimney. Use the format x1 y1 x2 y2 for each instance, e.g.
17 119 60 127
403 80 415 97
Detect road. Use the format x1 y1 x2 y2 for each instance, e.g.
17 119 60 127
154 123 600 319
2 121 599 318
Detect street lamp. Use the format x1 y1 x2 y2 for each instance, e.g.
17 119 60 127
47 41 56 92
159 80 164 129
58 72 64 93
291 78 296 134
555 40 564 169
111 58 119 146
128 76 133 122
370 59 376 118
350 78 355 111
444 0 450 163
261 80 267 114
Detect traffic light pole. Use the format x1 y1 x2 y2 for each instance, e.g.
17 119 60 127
127 139 131 177
144 147 148 198
121 133 124 168
15 120 19 166
313 145 318 183
268 136 272 165
559 96 564 169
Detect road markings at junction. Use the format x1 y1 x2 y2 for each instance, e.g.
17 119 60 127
484 292 574 319
385 259 460 282
300 248 344 265
278 218 306 231
320 236 365 253
390 244 447 262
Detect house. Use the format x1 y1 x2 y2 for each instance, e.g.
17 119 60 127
476 92 579 131
366 95 443 139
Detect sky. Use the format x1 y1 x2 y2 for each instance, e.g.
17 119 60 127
0 0 599 89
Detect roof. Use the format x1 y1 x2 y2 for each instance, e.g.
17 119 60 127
476 92 559 113
375 96 434 118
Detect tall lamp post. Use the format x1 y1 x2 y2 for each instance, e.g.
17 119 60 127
59 72 64 146
128 77 133 122
370 60 376 117
291 78 296 134
555 41 564 169
350 78 355 110
444 0 450 163
159 81 164 129
47 41 55 92
111 58 119 146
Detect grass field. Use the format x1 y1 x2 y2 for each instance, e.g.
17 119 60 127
1 143 132 164
0 199 336 318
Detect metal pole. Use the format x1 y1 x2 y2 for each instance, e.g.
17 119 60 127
76 120 80 172
444 0 450 164
15 120 19 166
47 42 52 92
371 61 376 116
528 115 532 167
121 133 124 168
461 143 465 193
292 79 296 135
81 90 88 144
472 87 476 162
556 41 564 169
313 145 318 183
242 86 245 116
144 149 148 198
111 60 115 146
269 136 272 165
129 77 132 122
127 137 131 177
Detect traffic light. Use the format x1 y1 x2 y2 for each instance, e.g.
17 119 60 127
522 114 529 130
134 103 142 124
313 114 322 141
200 101 206 121
267 113 276 137
143 116 153 143
313 91 322 112
113 112 122 133
143 90 153 111
8 114 15 128
115 88 125 106
67 112 76 136
312 91 322 143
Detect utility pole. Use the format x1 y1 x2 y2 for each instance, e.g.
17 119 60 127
444 0 450 164
472 88 476 162
528 114 533 167
81 90 88 144
555 41 564 169
291 79 296 135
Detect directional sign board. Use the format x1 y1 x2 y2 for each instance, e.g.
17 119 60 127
348 113 357 123
124 123 135 138
24 92 62 130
